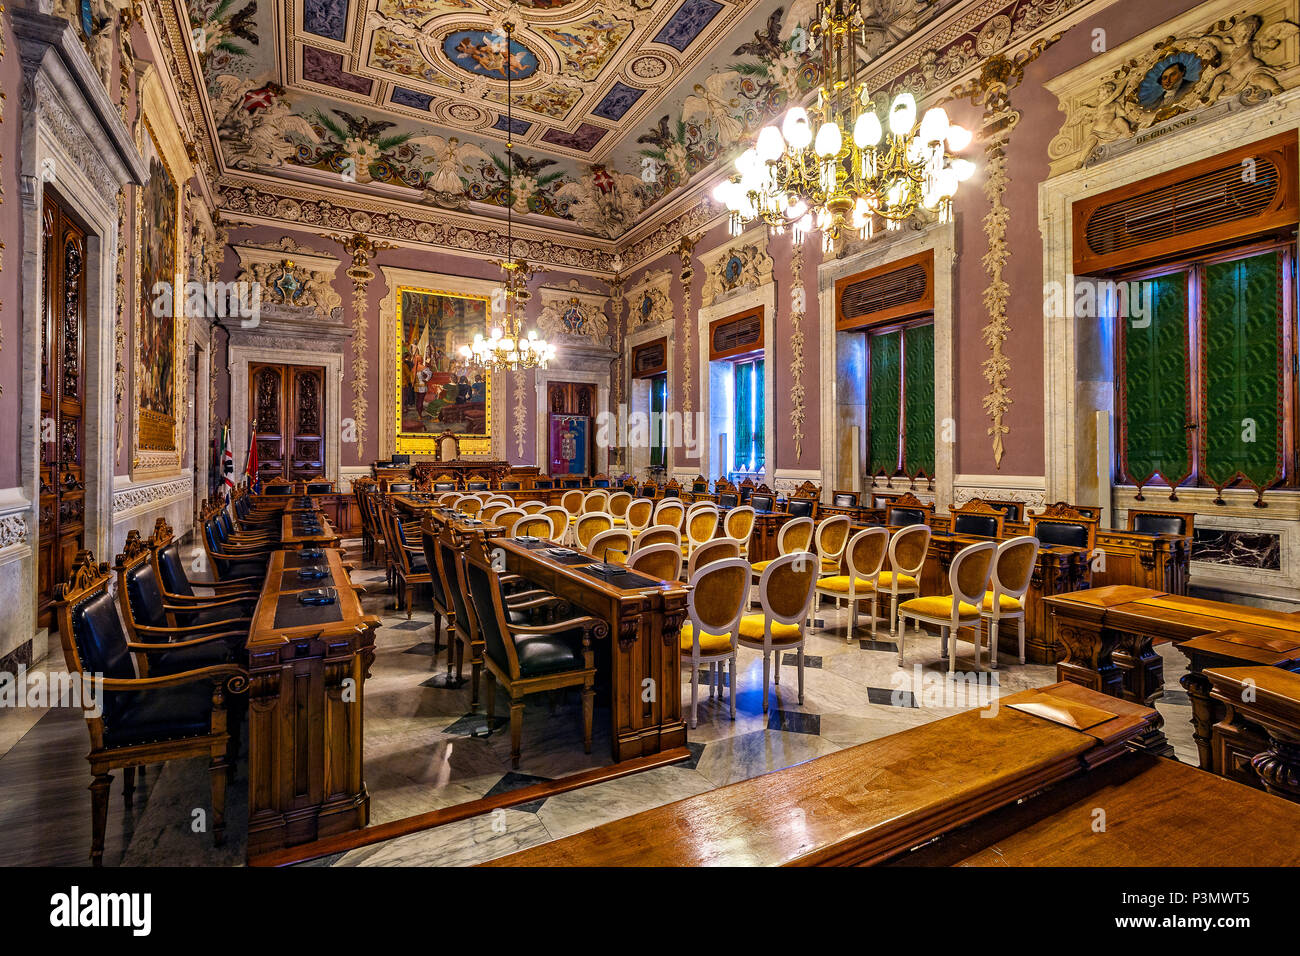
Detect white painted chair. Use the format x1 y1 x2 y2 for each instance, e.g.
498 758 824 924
980 535 1040 668
519 499 547 515
815 526 889 640
633 525 681 553
685 536 743 582
682 503 719 558
880 524 933 638
581 490 610 514
574 512 614 552
898 540 997 674
494 508 526 536
607 491 633 526
737 553 820 713
653 498 686 531
627 541 682 583
625 498 655 538
538 506 571 544
588 528 634 564
679 558 750 728
513 512 554 541
723 505 757 558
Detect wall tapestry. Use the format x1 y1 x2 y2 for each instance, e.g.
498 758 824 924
136 119 181 453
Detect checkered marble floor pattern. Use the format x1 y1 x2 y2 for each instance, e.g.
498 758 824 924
316 540 1200 867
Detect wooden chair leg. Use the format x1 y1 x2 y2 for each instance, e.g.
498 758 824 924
582 683 594 754
774 649 781 685
405 585 413 619
797 646 805 704
471 659 482 709
509 699 524 769
990 617 1000 669
485 671 497 727
689 662 699 730
89 772 112 867
433 613 442 656
123 766 136 804
208 752 228 847
1018 616 1026 665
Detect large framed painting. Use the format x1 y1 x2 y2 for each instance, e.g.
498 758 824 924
393 285 493 456
549 414 590 477
131 69 191 478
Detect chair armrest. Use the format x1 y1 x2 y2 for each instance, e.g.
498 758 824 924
128 630 247 651
98 663 248 692
162 595 254 612
510 615 605 644
132 619 252 637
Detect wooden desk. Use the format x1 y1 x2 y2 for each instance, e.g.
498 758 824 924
497 536 689 762
1206 665 1300 803
245 548 380 859
279 510 340 549
484 682 1156 866
1044 586 1300 759
895 748 1300 866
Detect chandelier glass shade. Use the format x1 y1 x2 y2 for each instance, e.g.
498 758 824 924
717 0 975 252
458 19 555 372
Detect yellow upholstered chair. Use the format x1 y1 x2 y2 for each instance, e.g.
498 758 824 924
514 514 554 541
480 502 508 523
679 558 750 728
581 490 609 514
575 512 613 551
737 552 820 713
980 535 1040 668
685 536 742 582
494 508 526 536
560 489 585 516
633 525 681 552
627 541 682 583
588 528 633 564
607 491 632 526
653 498 686 530
455 495 482 517
723 505 756 558
485 494 514 509
815 526 889 640
897 540 996 674
539 506 571 543
520 499 547 515
814 514 852 574
880 524 933 638
682 504 719 557
750 516 814 581
625 498 654 537
437 492 461 506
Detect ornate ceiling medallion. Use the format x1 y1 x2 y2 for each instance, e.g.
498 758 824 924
440 27 541 80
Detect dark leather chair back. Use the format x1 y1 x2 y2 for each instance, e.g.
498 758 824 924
593 478 611 488
433 481 455 491
69 589 136 680
887 507 927 527
501 480 522 491
751 493 774 513
421 526 451 613
833 492 858 508
124 561 169 634
954 513 1000 537
739 486 753 503
1133 513 1186 535
787 498 815 518
534 479 554 490
562 478 582 489
305 482 331 494
157 543 196 597
465 555 512 673
718 493 739 509
204 521 230 575
390 482 415 493
692 480 708 494
1035 521 1089 549
663 487 680 498
467 481 489 491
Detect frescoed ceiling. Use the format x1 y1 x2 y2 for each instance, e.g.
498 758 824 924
189 0 959 243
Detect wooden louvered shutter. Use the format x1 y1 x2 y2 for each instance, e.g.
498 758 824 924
632 337 667 377
709 306 763 360
835 250 934 331
1073 131 1298 275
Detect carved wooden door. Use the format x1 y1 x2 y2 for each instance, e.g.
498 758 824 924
37 191 87 630
547 382 595 475
248 363 326 483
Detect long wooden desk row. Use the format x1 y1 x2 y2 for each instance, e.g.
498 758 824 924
485 681 1300 866
245 539 380 860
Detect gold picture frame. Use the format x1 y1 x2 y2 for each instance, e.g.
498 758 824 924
393 285 493 457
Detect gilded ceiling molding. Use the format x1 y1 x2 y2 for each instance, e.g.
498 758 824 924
676 234 701 416
321 232 394 464
952 38 1059 469
1045 1 1300 176
789 246 806 462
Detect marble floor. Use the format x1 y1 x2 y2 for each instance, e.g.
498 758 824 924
0 537 1199 866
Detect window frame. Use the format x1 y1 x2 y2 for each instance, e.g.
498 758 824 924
864 314 935 480
728 353 765 475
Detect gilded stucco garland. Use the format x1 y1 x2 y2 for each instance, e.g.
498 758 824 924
513 369 526 459
677 235 700 417
788 247 806 461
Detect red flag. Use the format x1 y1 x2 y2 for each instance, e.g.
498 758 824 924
243 425 260 493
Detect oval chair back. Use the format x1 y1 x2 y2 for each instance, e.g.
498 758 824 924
686 536 742 581
480 502 508 523
654 499 686 529
626 498 654 534
514 513 554 540
983 535 1040 668
741 552 820 714
576 512 614 551
606 491 632 521
778 516 815 555
627 541 682 582
814 514 852 574
539 506 571 543
561 490 585 515
437 492 460 506
816 526 889 641
494 508 526 536
684 504 719 554
882 523 932 636
520 500 546 514
681 557 750 727
457 496 483 517
486 494 514 508
723 506 756 556
588 528 633 564
582 490 609 514
635 525 681 551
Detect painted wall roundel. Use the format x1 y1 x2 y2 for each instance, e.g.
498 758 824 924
443 30 540 80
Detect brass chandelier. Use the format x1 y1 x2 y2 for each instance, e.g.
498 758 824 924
716 0 974 252
459 20 556 372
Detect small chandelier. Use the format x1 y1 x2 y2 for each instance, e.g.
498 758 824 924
716 0 974 253
459 20 555 372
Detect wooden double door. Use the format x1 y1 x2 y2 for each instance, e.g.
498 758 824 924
36 192 88 630
249 363 326 483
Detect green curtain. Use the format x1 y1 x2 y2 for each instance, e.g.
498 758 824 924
1122 272 1191 488
650 373 666 468
734 361 753 471
754 359 766 471
868 331 902 475
1202 251 1283 492
902 324 935 477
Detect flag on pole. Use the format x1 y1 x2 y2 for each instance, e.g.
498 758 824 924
218 423 235 502
243 423 261 494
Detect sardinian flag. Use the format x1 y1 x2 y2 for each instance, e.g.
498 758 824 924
219 423 235 502
243 421 261 494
